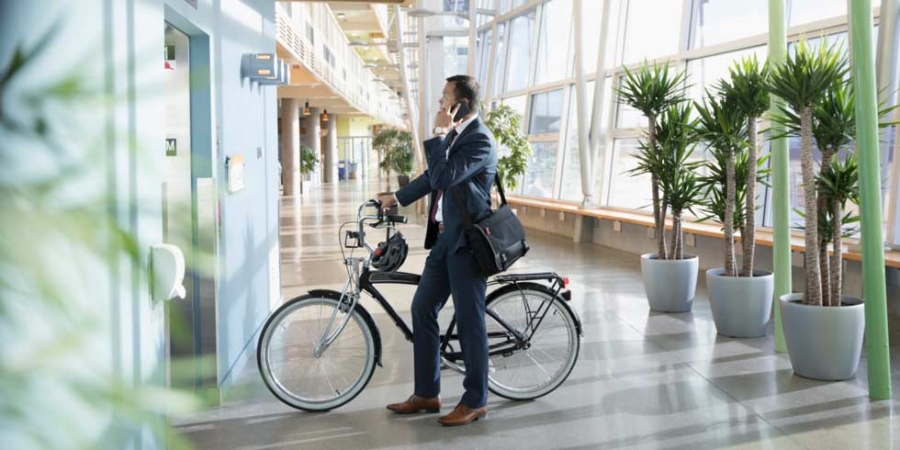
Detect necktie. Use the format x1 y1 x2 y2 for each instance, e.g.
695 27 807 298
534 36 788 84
446 128 459 148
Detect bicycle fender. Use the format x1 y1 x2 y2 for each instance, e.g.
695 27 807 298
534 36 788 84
308 289 384 367
486 283 583 337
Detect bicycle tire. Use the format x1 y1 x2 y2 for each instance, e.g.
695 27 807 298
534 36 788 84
485 282 580 401
257 294 377 412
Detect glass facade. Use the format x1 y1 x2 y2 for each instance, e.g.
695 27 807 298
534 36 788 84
464 0 899 242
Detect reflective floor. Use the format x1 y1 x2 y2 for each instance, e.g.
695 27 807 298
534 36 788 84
177 181 900 450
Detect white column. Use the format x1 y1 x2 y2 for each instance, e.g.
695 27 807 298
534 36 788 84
323 112 338 184
279 98 299 196
573 0 595 207
588 0 614 204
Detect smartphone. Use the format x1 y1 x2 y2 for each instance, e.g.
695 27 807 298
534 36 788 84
453 100 471 122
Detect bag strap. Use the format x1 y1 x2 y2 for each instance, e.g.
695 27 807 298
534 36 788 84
450 171 507 230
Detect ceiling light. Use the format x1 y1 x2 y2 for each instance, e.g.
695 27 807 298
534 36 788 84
303 101 311 116
322 109 329 122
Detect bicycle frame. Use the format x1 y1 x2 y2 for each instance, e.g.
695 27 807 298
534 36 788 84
312 200 576 369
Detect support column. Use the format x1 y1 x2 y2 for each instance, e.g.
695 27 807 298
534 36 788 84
588 0 613 203
279 99 299 196
768 0 790 353
849 0 893 401
323 112 338 184
307 108 322 185
573 0 595 208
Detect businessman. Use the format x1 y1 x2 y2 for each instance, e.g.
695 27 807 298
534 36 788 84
378 75 497 426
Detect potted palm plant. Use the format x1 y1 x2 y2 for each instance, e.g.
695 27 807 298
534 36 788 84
298 144 318 194
373 128 409 192
695 56 775 338
617 61 688 259
390 140 415 188
767 39 866 380
618 62 701 313
633 104 704 312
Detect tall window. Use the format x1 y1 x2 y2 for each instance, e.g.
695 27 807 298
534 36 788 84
560 82 593 202
506 11 537 92
607 139 652 210
493 23 508 96
499 0 529 14
614 77 646 129
535 0 573 85
621 0 684 64
477 30 493 88
529 89 564 134
691 0 767 48
521 141 559 198
444 36 469 78
686 47 766 104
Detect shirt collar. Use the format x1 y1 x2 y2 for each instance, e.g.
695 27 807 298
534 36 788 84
453 113 479 136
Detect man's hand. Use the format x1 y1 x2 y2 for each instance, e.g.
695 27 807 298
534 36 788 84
378 193 397 209
434 102 462 131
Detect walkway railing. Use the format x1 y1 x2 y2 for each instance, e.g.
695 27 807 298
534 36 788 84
275 2 405 128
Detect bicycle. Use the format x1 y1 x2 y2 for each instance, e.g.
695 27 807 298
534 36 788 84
257 199 582 412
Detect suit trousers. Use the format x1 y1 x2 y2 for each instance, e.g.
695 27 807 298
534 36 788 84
411 230 489 409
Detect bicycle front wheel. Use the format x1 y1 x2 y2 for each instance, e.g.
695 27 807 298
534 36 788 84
485 283 580 400
257 295 376 411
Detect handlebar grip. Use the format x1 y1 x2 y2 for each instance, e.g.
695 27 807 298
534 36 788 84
386 214 407 224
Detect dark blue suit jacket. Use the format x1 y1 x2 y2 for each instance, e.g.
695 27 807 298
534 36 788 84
395 116 497 253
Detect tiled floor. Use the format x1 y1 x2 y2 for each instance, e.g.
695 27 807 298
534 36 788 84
176 182 900 450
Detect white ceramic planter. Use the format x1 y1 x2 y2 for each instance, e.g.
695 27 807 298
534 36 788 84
706 269 774 338
780 293 865 381
640 253 698 313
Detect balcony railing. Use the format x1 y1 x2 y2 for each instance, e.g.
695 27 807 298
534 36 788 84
275 2 405 128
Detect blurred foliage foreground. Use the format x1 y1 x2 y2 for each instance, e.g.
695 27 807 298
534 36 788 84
0 29 200 450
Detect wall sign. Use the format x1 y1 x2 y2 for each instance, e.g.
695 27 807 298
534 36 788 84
166 138 177 157
226 154 245 193
184 0 197 9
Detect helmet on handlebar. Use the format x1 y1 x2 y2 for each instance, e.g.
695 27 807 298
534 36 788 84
371 231 408 272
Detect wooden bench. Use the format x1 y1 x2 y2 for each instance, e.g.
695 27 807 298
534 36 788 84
507 195 900 269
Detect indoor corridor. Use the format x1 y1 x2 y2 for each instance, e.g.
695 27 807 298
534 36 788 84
176 182 900 450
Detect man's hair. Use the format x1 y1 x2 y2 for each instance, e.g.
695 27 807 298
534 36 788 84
446 75 480 110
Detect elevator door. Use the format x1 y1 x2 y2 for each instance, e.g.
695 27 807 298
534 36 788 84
163 22 200 392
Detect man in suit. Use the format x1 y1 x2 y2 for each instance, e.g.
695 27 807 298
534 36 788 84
378 75 497 426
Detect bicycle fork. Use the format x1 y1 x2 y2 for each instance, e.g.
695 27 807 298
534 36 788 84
313 257 365 358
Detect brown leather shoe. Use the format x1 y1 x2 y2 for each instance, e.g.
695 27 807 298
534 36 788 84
437 404 487 426
386 395 442 414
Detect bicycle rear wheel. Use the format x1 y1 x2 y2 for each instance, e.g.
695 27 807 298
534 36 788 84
485 283 580 400
257 295 376 411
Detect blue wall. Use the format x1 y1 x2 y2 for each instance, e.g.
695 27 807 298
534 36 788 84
164 0 280 386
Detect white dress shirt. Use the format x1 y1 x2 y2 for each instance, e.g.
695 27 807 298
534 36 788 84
435 113 479 223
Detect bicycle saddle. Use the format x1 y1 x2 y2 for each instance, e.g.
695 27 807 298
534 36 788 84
372 231 408 272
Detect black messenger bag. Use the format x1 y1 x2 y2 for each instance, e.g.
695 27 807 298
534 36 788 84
451 173 529 277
